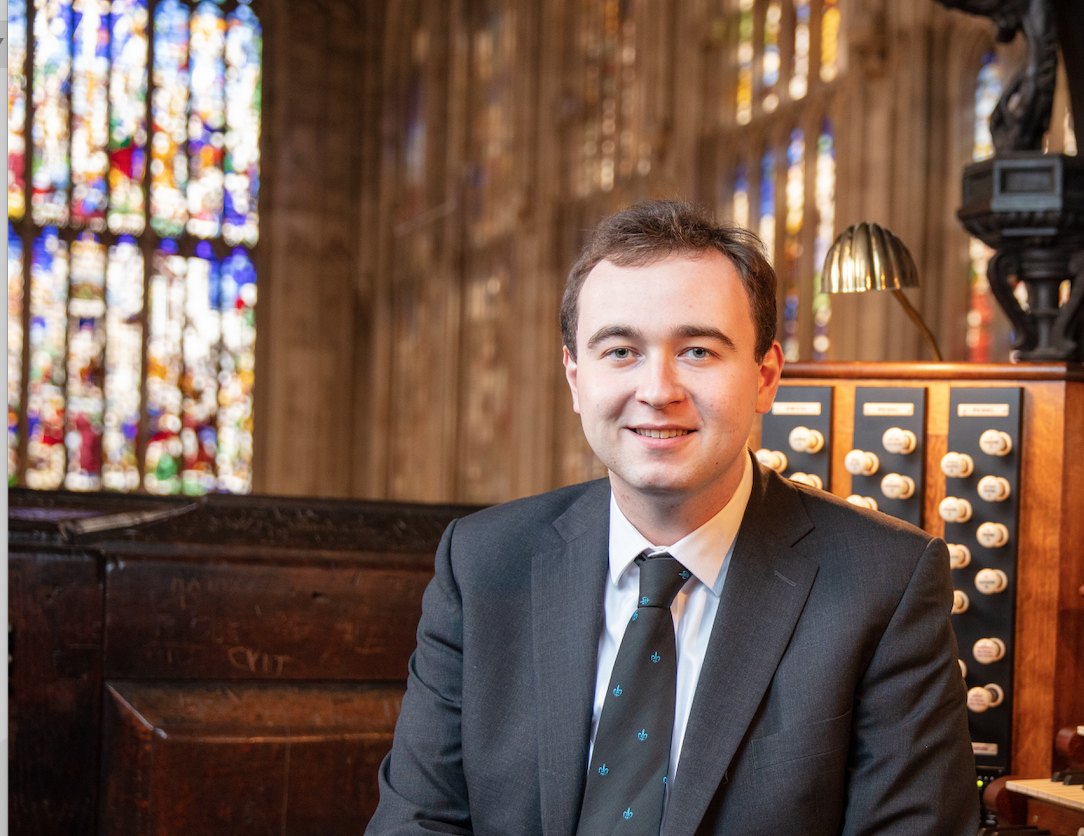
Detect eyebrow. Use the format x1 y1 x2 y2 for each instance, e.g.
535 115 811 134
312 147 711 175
585 324 737 352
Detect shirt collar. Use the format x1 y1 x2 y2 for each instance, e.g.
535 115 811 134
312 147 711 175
608 452 754 596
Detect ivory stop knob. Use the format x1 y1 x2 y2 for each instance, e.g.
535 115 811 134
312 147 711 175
975 568 1008 595
977 475 1011 502
976 522 1010 548
958 659 967 679
941 452 975 478
755 448 788 473
978 429 1013 457
939 496 973 523
948 543 972 569
844 449 879 476
846 495 878 510
951 590 970 614
972 637 1006 664
789 472 823 489
788 426 825 454
967 684 1004 713
880 473 915 500
882 427 917 455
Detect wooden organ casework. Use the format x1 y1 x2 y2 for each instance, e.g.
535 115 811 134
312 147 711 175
754 362 1084 830
8 489 481 835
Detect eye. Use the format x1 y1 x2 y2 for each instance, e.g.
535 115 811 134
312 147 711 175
607 347 633 360
685 347 712 359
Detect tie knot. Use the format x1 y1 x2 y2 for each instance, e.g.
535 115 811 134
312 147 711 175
636 552 690 608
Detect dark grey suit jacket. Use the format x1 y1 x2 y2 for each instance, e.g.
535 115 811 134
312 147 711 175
367 461 979 836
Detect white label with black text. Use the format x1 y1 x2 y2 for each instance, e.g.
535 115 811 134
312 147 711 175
862 402 915 417
771 402 822 416
958 403 1010 418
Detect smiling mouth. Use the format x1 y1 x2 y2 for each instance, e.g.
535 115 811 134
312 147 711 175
633 428 691 439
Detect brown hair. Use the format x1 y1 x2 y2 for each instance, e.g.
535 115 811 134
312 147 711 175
560 200 777 361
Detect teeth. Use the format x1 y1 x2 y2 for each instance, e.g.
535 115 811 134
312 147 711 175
635 429 690 439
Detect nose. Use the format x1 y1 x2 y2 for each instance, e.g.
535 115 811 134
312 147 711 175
638 354 685 409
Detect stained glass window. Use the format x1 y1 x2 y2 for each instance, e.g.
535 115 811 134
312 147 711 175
733 163 750 229
967 52 1001 362
812 122 835 360
762 2 782 113
9 0 29 219
820 0 840 82
781 129 804 362
8 0 262 494
8 227 25 482
728 1 839 360
759 147 776 265
736 0 754 125
790 0 811 100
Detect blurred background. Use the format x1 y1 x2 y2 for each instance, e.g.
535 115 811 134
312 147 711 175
7 0 1079 505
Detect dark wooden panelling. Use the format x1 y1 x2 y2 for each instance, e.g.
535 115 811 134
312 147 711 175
103 560 431 680
100 682 401 836
8 551 104 835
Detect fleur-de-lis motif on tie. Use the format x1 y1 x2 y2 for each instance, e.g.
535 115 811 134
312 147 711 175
623 808 633 820
599 764 609 776
612 685 622 697
640 595 649 605
637 729 648 741
650 651 661 663
631 612 638 621
679 569 690 580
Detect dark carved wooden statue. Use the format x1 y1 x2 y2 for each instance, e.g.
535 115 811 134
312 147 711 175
936 0 1084 361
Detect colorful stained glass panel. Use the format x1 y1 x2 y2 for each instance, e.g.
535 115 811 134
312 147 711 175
733 163 750 229
762 2 782 112
217 247 256 492
71 0 111 230
223 4 262 246
9 228 25 482
145 242 186 493
790 0 811 100
27 228 69 489
759 148 776 264
32 0 73 225
820 0 840 82
108 0 149 234
187 1 226 239
736 0 754 125
65 232 107 489
182 243 221 494
150 0 190 237
103 237 144 490
813 122 835 360
9 0 29 220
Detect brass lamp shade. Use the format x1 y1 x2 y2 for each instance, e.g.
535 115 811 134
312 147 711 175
821 222 919 294
820 221 942 361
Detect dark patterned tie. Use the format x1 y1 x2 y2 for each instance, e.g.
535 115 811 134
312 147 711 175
576 552 690 836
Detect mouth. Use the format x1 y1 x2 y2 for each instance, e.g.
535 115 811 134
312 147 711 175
632 428 691 439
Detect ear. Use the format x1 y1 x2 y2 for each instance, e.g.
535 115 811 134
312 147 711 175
755 341 784 415
563 346 582 414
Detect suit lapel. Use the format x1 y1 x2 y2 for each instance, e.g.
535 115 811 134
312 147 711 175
533 480 610 836
663 465 819 836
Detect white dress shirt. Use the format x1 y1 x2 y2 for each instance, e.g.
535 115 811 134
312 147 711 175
587 453 754 799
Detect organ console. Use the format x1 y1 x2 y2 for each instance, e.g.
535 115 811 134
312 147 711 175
756 362 1084 817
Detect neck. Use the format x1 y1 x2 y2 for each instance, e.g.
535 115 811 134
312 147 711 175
610 468 744 547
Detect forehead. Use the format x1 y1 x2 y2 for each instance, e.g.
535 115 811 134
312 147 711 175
576 251 754 335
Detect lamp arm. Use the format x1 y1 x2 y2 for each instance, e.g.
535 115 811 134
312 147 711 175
891 289 944 362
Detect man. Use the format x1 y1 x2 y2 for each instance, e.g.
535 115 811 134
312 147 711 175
367 200 978 836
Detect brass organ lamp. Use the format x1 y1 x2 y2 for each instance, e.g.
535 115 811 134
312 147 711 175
821 222 944 362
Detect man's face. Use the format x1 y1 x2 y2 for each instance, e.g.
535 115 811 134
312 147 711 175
563 251 783 520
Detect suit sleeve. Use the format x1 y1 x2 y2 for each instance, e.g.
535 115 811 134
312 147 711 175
365 520 475 835
841 536 980 836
